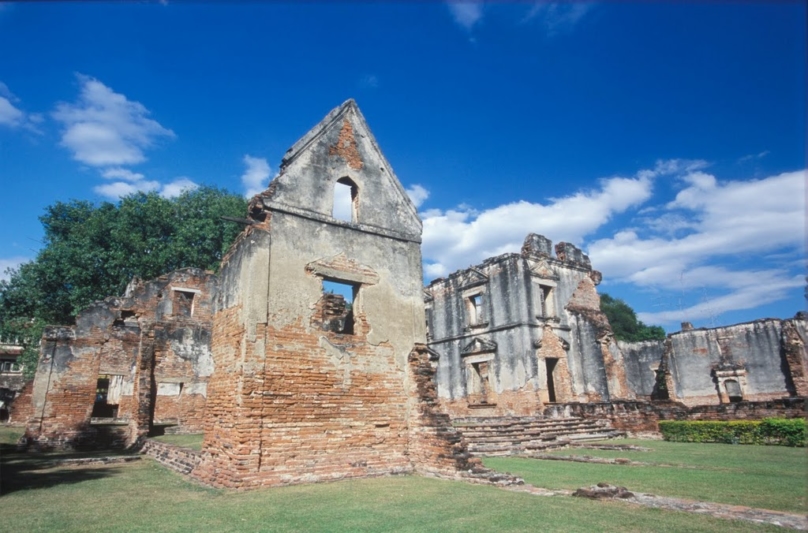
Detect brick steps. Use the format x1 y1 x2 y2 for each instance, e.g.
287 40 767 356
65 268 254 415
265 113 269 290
453 416 624 457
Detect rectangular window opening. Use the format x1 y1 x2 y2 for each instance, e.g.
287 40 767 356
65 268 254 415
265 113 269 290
91 376 118 418
322 279 358 335
173 290 195 317
467 294 484 326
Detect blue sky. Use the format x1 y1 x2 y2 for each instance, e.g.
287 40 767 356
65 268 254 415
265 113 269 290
0 2 805 331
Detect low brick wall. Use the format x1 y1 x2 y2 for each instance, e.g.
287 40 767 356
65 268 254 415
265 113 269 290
140 439 201 475
544 398 806 434
682 398 805 421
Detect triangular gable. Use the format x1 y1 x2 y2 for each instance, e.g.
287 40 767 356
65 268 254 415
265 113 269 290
526 258 558 281
461 337 497 356
457 267 488 289
262 100 422 242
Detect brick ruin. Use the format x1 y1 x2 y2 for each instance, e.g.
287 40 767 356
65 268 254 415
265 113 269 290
12 99 807 480
426 233 632 418
21 268 215 449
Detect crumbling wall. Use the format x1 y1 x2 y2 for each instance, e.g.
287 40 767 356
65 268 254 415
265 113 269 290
193 100 439 489
620 317 806 406
619 340 666 398
22 269 215 449
406 344 484 478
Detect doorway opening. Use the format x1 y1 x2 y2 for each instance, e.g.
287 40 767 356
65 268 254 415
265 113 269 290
545 358 558 403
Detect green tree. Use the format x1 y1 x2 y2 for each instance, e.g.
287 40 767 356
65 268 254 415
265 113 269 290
0 187 247 378
600 293 666 342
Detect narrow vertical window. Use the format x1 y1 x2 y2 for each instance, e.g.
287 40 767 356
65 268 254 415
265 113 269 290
467 294 484 326
333 177 358 222
540 285 553 317
532 280 555 318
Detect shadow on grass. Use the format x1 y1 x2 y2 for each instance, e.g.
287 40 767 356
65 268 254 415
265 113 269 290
0 442 128 496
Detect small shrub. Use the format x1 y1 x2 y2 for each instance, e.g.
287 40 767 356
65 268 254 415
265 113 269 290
659 418 806 447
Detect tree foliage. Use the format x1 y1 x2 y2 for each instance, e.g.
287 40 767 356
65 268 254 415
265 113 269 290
600 293 666 342
0 187 247 378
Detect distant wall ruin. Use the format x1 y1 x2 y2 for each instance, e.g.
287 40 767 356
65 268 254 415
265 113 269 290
620 317 808 406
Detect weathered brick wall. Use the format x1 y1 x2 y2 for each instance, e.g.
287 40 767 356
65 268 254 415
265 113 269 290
152 323 212 432
7 379 34 424
22 269 215 450
25 326 113 448
194 305 415 488
140 439 202 475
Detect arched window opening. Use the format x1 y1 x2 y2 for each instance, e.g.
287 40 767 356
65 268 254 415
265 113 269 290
333 177 358 223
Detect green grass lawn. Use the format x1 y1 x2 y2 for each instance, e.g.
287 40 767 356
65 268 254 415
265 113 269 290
150 433 204 450
484 438 808 514
0 428 798 532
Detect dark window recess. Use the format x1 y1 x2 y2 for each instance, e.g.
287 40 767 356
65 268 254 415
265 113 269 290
322 280 357 335
173 290 195 317
91 377 117 418
545 358 558 403
113 310 137 328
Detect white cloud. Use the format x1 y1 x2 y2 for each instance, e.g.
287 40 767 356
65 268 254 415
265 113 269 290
588 168 805 325
53 74 174 167
241 155 271 197
589 170 805 283
406 184 430 208
637 269 802 325
160 177 199 198
422 168 655 277
0 256 29 283
94 174 198 200
0 95 23 127
447 1 483 31
94 179 160 199
0 82 42 133
102 167 146 182
358 74 380 89
523 1 596 34
738 150 770 163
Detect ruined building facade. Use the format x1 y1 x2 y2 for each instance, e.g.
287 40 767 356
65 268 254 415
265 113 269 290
191 100 477 488
426 233 632 418
23 269 215 449
13 99 806 471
